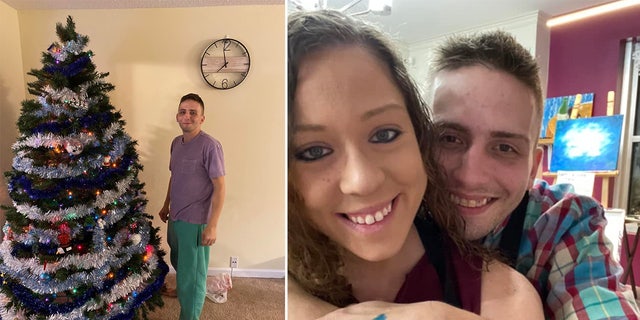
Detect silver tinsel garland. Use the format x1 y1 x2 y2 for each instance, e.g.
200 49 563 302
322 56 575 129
42 85 90 110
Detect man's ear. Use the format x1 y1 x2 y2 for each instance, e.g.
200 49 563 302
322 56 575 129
529 146 543 187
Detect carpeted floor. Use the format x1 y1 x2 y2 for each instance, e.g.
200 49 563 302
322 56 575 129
147 274 284 320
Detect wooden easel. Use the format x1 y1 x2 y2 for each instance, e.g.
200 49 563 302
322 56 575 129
538 90 620 208
542 171 619 208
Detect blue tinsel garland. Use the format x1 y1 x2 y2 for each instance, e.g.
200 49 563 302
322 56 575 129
109 260 168 320
31 112 115 134
3 256 168 317
43 55 91 78
8 155 134 200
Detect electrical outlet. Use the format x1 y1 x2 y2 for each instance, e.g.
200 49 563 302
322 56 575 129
230 256 238 269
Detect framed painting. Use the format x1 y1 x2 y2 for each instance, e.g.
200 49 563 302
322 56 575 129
540 92 594 138
550 114 624 172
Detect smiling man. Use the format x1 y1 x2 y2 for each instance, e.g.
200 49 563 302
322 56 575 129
158 93 226 320
428 30 639 319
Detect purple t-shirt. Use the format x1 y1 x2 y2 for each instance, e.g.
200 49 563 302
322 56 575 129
169 131 225 224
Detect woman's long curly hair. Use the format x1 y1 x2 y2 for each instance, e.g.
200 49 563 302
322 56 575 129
288 9 476 307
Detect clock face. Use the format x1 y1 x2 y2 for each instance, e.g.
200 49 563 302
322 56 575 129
201 38 250 89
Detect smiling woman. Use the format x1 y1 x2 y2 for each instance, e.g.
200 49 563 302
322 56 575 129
287 9 543 320
291 44 428 265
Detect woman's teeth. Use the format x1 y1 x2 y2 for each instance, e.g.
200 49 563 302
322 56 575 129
348 202 392 225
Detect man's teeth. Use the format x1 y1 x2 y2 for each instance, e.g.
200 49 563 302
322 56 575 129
450 194 489 208
349 203 392 225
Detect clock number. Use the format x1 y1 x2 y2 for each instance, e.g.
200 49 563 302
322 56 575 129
223 39 231 52
221 79 229 89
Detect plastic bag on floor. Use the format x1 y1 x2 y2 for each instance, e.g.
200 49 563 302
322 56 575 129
206 272 232 303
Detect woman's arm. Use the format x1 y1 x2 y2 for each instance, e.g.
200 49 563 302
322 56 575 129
309 260 543 320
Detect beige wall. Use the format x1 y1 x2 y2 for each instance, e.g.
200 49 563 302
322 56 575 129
0 1 24 236
1 5 285 271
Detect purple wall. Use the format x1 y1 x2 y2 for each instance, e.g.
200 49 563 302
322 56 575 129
544 5 640 203
548 6 640 111
547 5 640 284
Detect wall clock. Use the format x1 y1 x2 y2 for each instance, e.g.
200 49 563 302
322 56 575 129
200 38 251 90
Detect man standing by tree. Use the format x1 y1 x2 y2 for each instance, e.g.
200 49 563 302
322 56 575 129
158 93 226 320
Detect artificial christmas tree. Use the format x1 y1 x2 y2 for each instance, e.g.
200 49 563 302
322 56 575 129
0 16 168 319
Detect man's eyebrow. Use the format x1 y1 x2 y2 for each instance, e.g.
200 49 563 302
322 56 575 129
490 131 530 143
434 121 469 135
435 121 530 143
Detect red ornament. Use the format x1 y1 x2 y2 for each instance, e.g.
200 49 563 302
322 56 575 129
59 223 71 234
57 233 71 246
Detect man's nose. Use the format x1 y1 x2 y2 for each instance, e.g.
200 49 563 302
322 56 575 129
448 145 489 187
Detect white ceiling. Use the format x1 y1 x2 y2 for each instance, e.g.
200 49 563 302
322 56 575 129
288 0 619 44
3 0 620 44
1 0 283 10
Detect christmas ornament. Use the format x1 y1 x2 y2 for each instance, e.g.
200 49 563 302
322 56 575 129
2 223 13 241
47 43 62 55
57 233 71 246
64 138 83 155
130 234 141 245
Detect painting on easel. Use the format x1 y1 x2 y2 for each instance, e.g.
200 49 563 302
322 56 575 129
550 114 623 172
540 93 594 139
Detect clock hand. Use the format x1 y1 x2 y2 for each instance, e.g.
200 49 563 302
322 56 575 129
222 45 228 65
215 43 230 72
215 60 228 73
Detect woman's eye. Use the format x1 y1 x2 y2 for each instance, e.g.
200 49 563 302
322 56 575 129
370 129 401 143
294 146 333 162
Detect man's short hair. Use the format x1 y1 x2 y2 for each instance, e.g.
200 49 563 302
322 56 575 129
180 93 205 111
428 30 542 124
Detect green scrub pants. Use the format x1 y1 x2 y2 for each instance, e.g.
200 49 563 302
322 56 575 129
168 219 210 320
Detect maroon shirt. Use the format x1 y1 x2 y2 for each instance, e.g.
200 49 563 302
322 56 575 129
394 246 482 314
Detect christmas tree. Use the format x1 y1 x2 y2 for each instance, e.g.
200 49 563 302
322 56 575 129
0 16 168 319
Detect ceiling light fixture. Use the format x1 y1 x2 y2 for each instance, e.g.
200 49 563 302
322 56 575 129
547 0 640 27
291 0 392 16
291 0 326 10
